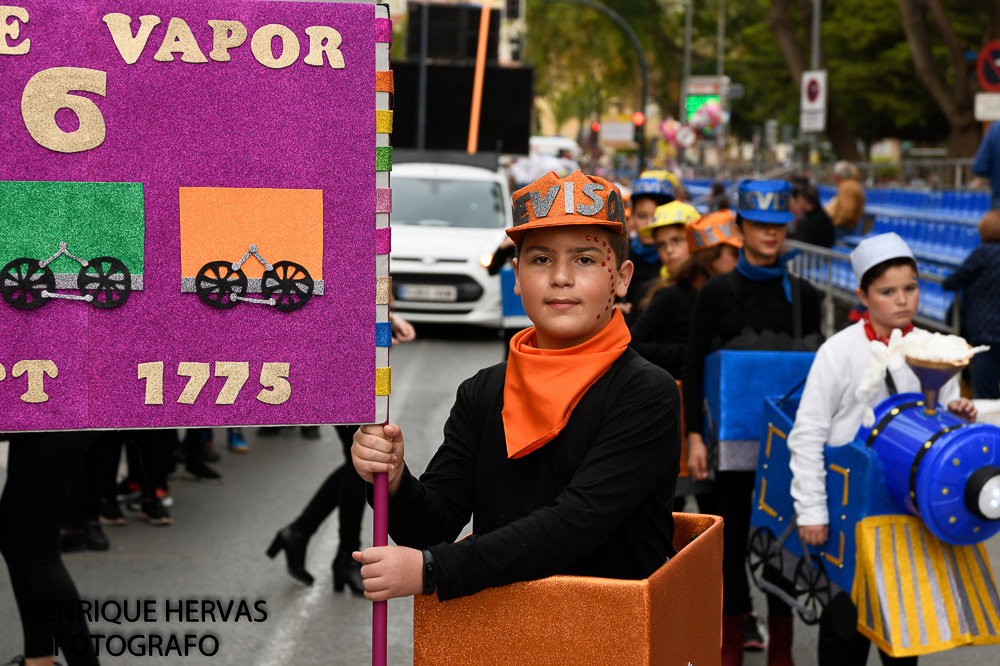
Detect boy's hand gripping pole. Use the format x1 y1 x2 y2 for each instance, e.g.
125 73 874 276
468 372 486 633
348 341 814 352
372 471 388 666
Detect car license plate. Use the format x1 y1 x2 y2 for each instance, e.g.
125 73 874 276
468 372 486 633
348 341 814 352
399 284 458 302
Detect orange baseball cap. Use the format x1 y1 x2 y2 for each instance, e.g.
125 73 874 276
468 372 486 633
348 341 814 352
685 209 742 253
506 170 627 243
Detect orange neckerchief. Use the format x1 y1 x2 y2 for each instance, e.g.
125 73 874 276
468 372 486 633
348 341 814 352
502 308 631 459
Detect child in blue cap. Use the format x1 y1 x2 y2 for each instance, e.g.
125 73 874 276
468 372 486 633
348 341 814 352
682 179 823 666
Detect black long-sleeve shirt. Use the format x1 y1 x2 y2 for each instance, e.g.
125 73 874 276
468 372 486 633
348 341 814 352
681 270 821 435
383 349 680 601
630 281 696 377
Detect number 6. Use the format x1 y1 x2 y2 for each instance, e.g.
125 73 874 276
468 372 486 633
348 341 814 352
21 67 107 153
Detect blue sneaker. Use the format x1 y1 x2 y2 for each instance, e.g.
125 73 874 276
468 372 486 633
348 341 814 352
228 428 249 453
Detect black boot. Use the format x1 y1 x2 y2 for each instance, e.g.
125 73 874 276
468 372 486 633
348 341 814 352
333 550 364 596
266 526 314 586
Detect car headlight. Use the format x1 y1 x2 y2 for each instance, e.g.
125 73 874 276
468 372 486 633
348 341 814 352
479 253 493 269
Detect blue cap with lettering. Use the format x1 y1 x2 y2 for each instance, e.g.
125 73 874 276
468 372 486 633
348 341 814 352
736 179 794 224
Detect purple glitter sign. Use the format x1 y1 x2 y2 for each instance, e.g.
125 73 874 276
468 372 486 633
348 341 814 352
0 0 385 430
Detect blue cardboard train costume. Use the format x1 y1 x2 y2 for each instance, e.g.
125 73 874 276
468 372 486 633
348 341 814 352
713 330 1000 658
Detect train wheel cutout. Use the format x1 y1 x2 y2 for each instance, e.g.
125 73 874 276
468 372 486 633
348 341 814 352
793 555 831 625
1 258 55 310
748 527 783 587
262 261 313 312
78 256 131 309
196 261 247 310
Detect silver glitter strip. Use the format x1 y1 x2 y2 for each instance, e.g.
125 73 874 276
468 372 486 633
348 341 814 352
179 277 325 295
716 440 760 471
377 133 389 148
375 395 388 424
975 546 1000 634
55 273 143 290
944 545 972 635
377 212 389 229
903 525 930 646
958 545 992 636
873 526 893 640
891 524 910 647
921 530 952 643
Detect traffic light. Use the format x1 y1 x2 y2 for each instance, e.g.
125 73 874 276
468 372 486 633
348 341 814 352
590 121 601 134
632 111 645 144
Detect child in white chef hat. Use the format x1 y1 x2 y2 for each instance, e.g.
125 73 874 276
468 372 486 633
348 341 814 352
786 232 976 664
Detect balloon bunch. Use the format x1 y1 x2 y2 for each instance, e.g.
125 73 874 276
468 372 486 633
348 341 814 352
659 118 680 145
689 100 725 133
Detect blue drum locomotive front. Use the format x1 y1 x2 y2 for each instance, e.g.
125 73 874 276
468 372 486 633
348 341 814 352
859 393 1000 545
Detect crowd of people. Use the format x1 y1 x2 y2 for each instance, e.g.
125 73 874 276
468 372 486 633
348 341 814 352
3 162 999 666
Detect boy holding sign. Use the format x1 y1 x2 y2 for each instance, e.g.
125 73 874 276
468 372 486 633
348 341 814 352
351 171 681 601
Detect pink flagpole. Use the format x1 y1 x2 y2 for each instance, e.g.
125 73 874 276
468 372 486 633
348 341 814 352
372 471 388 666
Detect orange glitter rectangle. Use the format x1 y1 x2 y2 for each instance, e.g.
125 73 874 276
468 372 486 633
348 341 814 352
375 70 394 93
179 187 323 281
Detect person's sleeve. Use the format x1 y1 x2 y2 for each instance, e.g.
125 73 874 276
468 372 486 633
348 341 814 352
380 374 483 548
973 127 996 177
682 286 721 435
942 250 982 291
787 344 840 526
429 372 681 601
630 290 688 374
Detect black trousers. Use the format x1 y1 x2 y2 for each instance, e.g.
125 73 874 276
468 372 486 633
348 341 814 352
716 470 791 617
818 602 918 666
289 425 366 555
0 432 100 664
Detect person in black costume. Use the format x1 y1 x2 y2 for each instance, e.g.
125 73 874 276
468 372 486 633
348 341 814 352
790 182 835 248
631 208 742 377
350 170 680 603
682 179 822 666
0 431 101 666
267 314 416 593
620 171 675 322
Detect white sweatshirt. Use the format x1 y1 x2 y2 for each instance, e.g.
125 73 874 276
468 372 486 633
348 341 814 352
787 321 960 526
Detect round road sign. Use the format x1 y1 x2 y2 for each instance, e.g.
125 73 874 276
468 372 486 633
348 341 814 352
806 78 821 103
977 41 1000 92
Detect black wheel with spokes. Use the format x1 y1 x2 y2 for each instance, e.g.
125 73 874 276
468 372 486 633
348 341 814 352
79 256 131 309
793 555 831 625
747 527 783 588
195 261 247 310
1 258 54 310
262 261 313 312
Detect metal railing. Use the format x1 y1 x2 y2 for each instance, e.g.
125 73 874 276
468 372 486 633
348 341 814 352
783 240 960 337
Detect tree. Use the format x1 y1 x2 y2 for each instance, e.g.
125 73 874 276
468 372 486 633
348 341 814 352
897 0 994 157
768 0 860 160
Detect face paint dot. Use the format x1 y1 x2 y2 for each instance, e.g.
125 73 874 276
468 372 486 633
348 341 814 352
596 314 601 319
610 289 615 294
595 236 599 241
603 241 607 246
601 262 605 267
586 235 591 241
605 306 609 310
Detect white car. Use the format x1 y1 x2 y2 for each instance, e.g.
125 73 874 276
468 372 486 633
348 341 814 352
390 162 513 327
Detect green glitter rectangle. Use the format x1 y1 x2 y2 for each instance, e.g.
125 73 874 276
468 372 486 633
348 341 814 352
375 147 393 171
0 181 145 275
